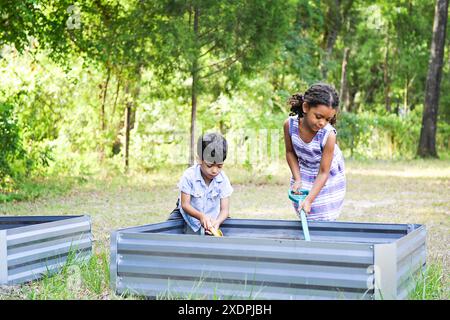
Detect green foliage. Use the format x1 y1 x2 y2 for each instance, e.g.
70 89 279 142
0 102 24 187
333 0 436 113
0 176 83 203
337 110 450 159
0 0 448 188
0 1 50 51
134 0 297 123
271 0 326 87
0 1 448 301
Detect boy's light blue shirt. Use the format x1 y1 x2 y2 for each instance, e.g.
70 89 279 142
178 164 233 232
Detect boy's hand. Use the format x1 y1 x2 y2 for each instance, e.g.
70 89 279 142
291 180 302 194
204 219 223 236
211 219 221 232
299 197 312 215
200 214 213 233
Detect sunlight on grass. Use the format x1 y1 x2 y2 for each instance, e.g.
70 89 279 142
0 159 448 300
347 167 450 178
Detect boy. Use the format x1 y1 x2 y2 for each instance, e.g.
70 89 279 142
168 132 233 235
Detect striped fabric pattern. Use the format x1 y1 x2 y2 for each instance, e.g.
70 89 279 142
288 115 346 221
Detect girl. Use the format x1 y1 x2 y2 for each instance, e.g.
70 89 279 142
283 83 346 221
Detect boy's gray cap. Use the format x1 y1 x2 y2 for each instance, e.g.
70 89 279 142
197 132 227 163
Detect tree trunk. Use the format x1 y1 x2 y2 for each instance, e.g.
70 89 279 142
347 87 356 112
111 75 121 121
219 119 226 134
124 69 142 171
383 35 391 113
124 83 131 172
402 75 409 117
190 70 198 166
98 66 111 163
110 75 123 157
321 0 354 79
124 102 131 171
189 6 200 166
418 0 449 158
339 47 350 111
321 0 341 78
101 66 111 132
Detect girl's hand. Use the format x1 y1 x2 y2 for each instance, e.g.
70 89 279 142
299 197 312 215
291 180 302 194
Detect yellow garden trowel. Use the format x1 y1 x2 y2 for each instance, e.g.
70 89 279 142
209 226 223 237
288 189 311 241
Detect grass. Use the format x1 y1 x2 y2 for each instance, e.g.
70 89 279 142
0 249 111 300
410 262 448 300
0 176 84 203
155 272 267 300
0 247 143 300
0 159 448 300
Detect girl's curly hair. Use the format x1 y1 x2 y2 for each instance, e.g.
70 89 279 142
288 83 339 125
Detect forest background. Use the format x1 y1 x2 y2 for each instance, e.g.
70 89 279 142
0 0 449 189
0 0 449 300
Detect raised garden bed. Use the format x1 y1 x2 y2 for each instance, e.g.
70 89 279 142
0 215 92 285
110 218 426 300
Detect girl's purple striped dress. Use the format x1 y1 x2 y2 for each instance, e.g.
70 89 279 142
288 115 346 221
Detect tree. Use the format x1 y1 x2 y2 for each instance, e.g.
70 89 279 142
53 0 168 169
320 0 354 79
333 1 435 114
0 1 50 51
418 0 448 157
268 0 325 92
138 0 295 165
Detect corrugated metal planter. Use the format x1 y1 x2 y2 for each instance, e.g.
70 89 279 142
110 219 426 300
0 215 92 285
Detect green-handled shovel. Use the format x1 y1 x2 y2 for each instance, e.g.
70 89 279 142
288 189 311 241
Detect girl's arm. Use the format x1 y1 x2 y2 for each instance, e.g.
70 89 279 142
284 119 301 189
302 131 336 212
180 192 212 230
